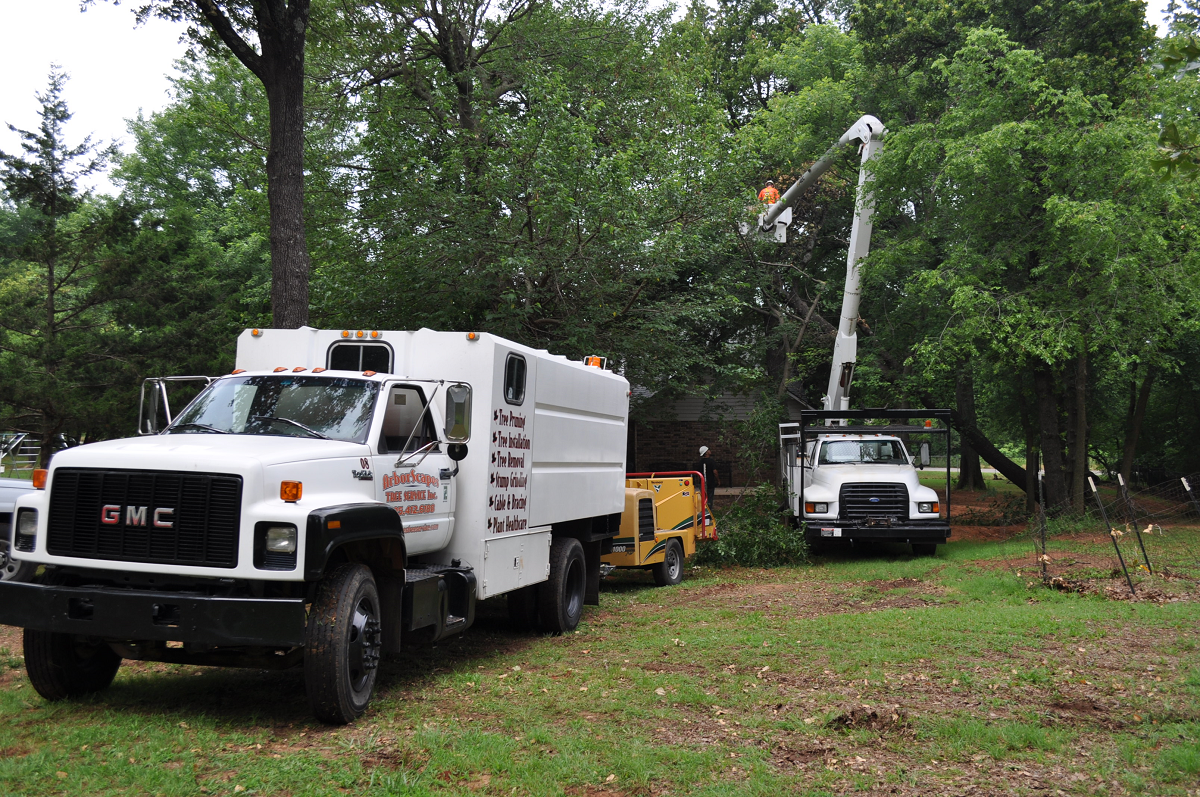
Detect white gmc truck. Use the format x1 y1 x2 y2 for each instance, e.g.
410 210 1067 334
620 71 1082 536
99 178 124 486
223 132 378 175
0 328 628 723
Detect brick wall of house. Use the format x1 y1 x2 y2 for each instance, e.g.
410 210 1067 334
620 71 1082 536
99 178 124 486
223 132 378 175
627 419 778 491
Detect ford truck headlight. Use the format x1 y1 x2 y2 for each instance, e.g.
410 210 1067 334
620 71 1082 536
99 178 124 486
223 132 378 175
15 509 37 552
804 502 829 514
265 525 298 553
918 502 939 514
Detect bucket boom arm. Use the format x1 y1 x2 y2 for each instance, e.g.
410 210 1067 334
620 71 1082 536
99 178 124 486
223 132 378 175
756 115 884 419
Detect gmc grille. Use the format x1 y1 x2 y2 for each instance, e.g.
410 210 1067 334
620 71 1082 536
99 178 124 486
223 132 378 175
48 468 242 568
839 483 908 521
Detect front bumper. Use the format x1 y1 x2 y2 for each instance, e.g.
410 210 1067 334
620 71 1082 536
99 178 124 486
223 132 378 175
0 581 307 647
805 521 950 544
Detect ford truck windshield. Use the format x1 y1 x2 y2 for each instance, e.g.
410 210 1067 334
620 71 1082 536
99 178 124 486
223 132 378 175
817 439 908 465
166 375 379 443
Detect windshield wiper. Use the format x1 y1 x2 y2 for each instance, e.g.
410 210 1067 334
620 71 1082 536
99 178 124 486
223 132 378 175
170 422 229 434
249 415 330 440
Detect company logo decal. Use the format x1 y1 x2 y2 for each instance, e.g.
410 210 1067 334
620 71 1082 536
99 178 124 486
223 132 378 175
869 497 880 503
101 505 174 528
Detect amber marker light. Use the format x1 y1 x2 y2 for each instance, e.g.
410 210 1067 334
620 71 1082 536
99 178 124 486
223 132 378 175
466 332 479 341
293 367 307 372
356 330 364 338
32 469 47 490
273 366 288 372
251 329 262 337
362 370 377 376
341 330 350 338
370 330 380 338
328 520 342 529
312 367 326 373
281 481 303 502
231 369 246 374
585 356 602 367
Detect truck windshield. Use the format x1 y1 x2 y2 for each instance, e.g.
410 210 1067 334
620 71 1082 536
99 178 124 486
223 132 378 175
166 376 379 443
818 440 908 465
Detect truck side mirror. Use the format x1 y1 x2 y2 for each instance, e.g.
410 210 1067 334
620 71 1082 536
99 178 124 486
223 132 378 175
445 383 472 443
448 443 468 462
919 442 931 469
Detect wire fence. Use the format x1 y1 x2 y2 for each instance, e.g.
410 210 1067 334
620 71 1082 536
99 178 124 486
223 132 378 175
991 472 1200 599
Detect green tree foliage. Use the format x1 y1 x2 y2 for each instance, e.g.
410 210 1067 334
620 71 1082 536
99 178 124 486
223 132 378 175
0 70 133 459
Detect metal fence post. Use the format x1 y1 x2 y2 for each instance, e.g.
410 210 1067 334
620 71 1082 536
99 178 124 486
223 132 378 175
1089 476 1135 596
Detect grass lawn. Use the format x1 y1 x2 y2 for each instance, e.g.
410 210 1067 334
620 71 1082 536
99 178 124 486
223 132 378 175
2 535 1199 796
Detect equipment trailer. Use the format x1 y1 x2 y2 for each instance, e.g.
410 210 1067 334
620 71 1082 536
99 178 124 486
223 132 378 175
0 328 630 723
602 471 717 586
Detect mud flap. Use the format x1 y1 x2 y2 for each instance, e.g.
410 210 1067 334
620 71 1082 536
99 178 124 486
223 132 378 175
582 539 601 606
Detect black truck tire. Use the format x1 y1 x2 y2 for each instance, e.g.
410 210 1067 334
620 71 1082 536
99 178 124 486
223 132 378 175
652 538 685 587
305 564 383 725
24 629 121 701
912 543 938 557
538 537 585 634
507 584 540 631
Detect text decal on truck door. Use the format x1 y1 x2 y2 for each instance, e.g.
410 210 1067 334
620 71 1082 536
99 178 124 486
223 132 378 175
488 408 531 533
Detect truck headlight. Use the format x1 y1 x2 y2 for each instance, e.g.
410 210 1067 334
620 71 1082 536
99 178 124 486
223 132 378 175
804 502 829 514
918 502 939 514
14 509 37 552
265 525 298 553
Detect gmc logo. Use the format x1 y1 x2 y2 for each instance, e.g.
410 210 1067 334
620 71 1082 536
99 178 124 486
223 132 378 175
101 505 174 528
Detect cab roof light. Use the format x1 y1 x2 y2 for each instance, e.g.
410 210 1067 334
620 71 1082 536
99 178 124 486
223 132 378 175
312 367 326 373
356 330 364 338
32 469 47 490
362 370 377 376
280 481 303 502
231 369 246 374
370 330 380 339
251 329 262 337
293 367 307 372
273 367 288 373
341 330 350 338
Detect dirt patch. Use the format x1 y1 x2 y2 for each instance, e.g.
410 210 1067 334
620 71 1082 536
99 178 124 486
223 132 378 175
827 704 911 733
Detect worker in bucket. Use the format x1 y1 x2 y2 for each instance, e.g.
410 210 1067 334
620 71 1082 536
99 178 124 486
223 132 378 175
758 180 780 204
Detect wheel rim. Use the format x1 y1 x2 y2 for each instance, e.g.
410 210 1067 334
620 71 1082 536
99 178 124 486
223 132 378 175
666 546 681 581
565 559 584 620
346 594 382 694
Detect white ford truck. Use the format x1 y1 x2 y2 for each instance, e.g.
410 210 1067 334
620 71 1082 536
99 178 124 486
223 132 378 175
0 328 628 723
780 410 952 555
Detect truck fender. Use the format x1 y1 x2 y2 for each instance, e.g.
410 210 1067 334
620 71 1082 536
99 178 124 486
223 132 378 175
304 503 408 582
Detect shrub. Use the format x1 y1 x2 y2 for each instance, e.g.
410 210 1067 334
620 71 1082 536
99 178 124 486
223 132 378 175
694 485 807 567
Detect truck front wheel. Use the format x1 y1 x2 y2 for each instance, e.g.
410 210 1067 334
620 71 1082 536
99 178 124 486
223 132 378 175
653 538 685 586
305 564 383 725
539 538 585 634
24 630 121 701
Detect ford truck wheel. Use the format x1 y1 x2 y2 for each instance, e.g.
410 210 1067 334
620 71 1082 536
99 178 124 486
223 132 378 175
23 630 121 701
539 538 585 634
653 538 685 587
305 564 383 724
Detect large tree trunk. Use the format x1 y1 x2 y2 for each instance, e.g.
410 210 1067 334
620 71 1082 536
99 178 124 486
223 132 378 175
1019 395 1040 514
1070 352 1088 511
1120 366 1157 485
955 369 985 490
190 0 312 328
1033 365 1068 510
264 55 311 328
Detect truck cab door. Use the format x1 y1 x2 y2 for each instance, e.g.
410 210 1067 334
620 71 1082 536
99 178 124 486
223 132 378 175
372 383 455 555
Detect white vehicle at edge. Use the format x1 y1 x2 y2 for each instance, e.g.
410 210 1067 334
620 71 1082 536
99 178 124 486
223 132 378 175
796 435 942 530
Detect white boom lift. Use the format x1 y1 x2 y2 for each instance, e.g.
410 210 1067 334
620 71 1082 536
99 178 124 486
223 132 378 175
753 114 884 418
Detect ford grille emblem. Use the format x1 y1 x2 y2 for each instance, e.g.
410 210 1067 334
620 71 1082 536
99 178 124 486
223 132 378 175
869 497 880 503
